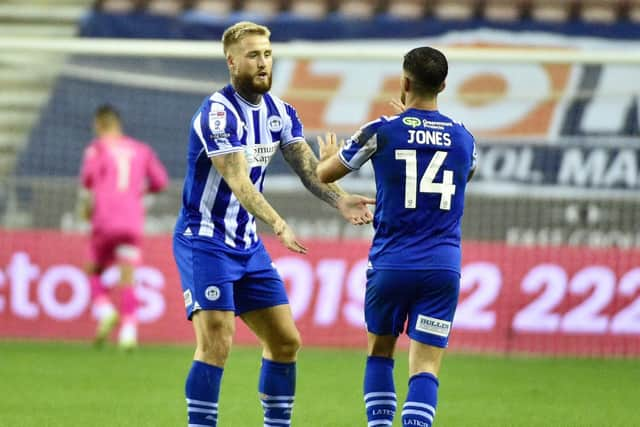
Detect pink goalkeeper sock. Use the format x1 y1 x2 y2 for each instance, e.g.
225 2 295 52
120 286 138 323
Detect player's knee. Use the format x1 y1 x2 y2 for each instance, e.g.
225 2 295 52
198 323 234 363
197 315 234 345
199 335 232 358
205 318 235 339
271 330 301 360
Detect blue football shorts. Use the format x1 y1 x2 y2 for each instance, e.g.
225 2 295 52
365 268 460 348
173 233 289 320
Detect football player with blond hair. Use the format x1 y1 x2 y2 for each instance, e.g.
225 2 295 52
172 21 375 426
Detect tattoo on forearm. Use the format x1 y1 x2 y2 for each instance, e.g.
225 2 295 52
218 152 281 227
282 142 345 208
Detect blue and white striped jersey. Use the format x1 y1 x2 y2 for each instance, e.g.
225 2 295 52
339 109 476 272
175 84 305 250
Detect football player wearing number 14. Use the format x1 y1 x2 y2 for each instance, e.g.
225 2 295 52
317 47 477 427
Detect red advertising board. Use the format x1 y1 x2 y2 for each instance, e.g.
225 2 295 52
1 230 639 356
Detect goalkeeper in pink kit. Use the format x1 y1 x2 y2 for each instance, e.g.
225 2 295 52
79 105 169 349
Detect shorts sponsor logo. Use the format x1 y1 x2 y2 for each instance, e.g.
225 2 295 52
415 314 451 338
183 290 192 307
402 117 421 128
267 115 283 132
205 286 221 301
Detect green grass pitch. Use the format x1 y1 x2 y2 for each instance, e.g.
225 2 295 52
1 340 638 426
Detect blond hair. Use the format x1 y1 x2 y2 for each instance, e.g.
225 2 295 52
222 21 271 56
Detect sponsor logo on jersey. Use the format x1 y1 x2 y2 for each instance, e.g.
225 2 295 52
402 117 422 128
205 286 221 301
267 115 283 132
415 315 451 337
183 290 193 307
245 142 279 167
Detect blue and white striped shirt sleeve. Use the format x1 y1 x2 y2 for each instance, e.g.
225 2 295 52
194 101 244 157
280 103 305 147
338 118 384 170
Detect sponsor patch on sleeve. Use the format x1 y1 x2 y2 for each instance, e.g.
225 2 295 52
209 103 227 134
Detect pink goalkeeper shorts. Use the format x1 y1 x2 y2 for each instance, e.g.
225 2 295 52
90 231 142 268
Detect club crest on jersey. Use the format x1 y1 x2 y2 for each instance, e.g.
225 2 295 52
209 103 227 133
205 286 221 301
267 115 283 132
402 117 422 128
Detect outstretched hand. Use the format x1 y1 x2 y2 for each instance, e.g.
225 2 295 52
389 99 406 115
273 221 307 254
337 194 376 225
317 132 343 161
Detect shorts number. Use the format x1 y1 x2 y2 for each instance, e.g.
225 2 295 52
395 149 456 210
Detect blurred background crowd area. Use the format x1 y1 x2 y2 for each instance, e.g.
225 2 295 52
2 1 640 39
74 0 640 24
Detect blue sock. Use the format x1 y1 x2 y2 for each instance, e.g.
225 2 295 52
185 360 223 427
402 373 439 427
259 358 296 427
364 356 396 426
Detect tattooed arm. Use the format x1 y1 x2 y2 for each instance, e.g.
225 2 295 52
282 141 375 225
281 141 346 208
211 152 306 253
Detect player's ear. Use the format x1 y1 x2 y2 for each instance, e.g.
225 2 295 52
403 76 411 93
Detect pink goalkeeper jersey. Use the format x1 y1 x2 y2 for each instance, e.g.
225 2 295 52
80 136 169 237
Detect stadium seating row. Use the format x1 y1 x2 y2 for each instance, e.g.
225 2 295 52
93 0 640 23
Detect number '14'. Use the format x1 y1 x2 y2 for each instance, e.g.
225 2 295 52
395 149 456 210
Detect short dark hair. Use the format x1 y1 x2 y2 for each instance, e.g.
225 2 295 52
94 104 121 127
403 47 448 96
